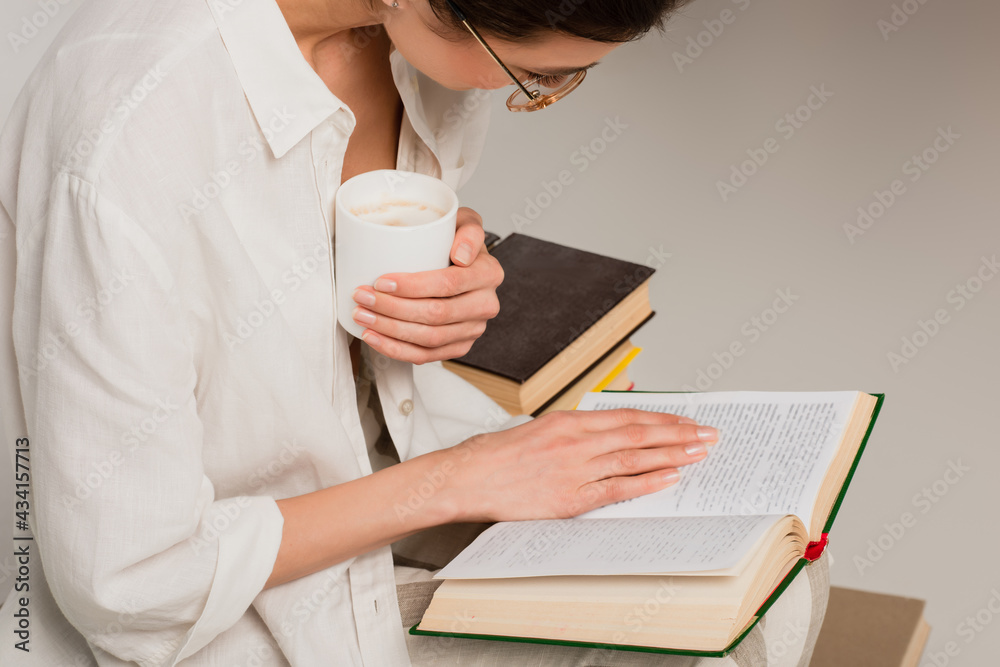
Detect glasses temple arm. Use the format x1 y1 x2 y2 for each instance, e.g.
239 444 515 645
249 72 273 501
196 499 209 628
444 0 537 100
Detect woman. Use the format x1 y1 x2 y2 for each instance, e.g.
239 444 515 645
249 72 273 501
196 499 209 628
0 0 826 664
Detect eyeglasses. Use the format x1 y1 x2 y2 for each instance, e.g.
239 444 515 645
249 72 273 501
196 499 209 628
444 0 586 112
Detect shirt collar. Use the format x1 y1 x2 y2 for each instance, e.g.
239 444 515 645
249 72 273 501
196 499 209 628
207 0 486 165
390 51 493 171
208 0 346 159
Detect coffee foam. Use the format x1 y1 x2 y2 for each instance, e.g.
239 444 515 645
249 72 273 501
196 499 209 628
350 200 445 227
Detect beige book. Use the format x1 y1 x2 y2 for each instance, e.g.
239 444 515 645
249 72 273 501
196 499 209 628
535 339 639 416
414 391 883 656
811 587 930 667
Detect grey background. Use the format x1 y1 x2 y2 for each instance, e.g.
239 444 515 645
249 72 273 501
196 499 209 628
2 0 997 663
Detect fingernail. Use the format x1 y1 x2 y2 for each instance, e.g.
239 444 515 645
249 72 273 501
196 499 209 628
685 443 706 456
663 470 680 484
697 426 719 442
353 288 376 307
455 243 473 266
361 331 380 347
353 307 376 325
374 278 397 293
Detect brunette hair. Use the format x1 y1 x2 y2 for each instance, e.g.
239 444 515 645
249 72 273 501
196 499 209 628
429 0 692 43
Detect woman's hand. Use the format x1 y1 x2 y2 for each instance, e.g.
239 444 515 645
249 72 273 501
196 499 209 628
350 207 502 364
429 408 719 524
267 407 717 588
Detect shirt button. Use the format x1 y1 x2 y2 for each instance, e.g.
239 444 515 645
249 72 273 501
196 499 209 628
398 399 414 416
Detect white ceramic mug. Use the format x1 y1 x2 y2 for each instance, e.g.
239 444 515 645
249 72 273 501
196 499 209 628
335 169 458 338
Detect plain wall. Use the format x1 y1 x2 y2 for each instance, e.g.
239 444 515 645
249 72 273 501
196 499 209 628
2 0 997 663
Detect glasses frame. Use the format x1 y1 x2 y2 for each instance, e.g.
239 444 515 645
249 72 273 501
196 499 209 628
443 0 586 112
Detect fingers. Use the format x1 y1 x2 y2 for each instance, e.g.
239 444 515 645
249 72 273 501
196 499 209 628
353 287 499 327
354 304 486 350
579 469 684 511
451 207 485 267
538 407 701 432
587 438 708 482
588 421 718 454
370 245 504 299
359 329 476 365
534 409 718 497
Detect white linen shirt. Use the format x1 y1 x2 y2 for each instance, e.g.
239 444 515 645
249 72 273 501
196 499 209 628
0 0 525 664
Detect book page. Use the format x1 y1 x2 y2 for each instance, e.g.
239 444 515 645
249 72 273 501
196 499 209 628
576 391 858 531
436 514 782 579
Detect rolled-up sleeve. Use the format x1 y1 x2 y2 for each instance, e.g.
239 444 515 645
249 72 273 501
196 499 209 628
15 173 284 665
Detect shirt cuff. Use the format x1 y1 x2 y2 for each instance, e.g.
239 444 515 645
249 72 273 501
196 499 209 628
167 496 284 664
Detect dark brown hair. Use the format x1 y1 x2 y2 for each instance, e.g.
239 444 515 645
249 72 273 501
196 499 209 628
430 0 692 43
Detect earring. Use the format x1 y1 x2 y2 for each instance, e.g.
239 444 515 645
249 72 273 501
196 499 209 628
391 1 399 6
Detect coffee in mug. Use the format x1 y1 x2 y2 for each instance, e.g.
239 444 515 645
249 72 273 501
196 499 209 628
350 200 446 227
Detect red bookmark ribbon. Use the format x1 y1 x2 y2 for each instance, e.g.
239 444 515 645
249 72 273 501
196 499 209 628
804 533 829 561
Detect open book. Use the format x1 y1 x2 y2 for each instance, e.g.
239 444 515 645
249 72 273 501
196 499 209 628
412 390 883 656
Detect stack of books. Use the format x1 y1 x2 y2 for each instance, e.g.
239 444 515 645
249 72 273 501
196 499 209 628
430 234 888 659
443 233 654 415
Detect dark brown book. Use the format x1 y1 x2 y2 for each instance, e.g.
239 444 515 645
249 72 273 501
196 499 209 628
443 233 654 415
811 587 930 667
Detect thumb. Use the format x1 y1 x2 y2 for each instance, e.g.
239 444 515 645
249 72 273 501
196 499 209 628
451 207 485 267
